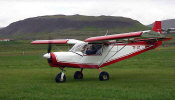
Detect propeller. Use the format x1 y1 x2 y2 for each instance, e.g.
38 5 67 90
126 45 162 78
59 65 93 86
43 34 52 59
48 34 52 53
48 43 52 53
47 37 53 63
43 43 52 59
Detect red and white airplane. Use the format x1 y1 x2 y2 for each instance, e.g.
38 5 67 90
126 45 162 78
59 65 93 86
31 21 172 83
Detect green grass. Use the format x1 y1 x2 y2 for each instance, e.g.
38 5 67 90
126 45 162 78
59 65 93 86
0 41 175 100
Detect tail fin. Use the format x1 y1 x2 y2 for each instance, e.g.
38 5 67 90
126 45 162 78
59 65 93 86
152 21 162 33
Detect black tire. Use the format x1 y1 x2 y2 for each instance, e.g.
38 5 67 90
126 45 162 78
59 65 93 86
99 71 109 81
74 71 83 79
55 72 66 83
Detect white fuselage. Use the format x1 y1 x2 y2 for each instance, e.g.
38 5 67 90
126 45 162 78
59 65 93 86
51 42 154 68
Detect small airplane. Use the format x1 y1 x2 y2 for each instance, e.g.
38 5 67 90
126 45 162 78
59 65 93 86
31 21 172 83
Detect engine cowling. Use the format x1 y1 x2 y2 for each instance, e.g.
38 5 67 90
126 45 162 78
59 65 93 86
43 53 58 67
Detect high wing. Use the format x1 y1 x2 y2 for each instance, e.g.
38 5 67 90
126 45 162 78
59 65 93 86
84 30 171 43
31 39 84 44
84 32 142 42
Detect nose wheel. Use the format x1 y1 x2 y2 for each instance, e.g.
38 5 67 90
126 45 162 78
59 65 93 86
55 69 66 83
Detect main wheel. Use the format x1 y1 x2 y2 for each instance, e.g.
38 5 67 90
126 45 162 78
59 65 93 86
55 72 66 83
99 71 109 81
74 71 83 79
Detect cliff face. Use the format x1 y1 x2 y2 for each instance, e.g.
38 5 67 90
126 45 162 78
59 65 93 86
0 15 148 40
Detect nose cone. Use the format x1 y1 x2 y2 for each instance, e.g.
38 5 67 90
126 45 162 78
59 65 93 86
43 53 51 59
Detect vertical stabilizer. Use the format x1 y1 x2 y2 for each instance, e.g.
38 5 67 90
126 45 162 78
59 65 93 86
152 21 162 33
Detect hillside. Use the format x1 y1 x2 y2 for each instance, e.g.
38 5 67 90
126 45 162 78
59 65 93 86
0 15 149 40
148 19 175 29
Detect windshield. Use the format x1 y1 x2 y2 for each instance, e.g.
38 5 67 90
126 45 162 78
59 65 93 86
69 43 88 52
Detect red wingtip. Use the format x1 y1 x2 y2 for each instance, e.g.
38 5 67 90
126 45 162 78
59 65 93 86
152 21 162 34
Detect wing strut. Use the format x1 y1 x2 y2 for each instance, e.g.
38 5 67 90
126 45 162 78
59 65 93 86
106 44 127 63
98 43 127 68
98 44 115 67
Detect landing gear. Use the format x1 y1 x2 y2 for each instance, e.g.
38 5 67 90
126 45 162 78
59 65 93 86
54 68 110 83
74 71 83 79
99 71 109 81
55 72 66 83
55 69 66 83
74 68 83 79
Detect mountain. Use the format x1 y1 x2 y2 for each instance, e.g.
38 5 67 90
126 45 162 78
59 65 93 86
0 15 149 40
148 19 175 29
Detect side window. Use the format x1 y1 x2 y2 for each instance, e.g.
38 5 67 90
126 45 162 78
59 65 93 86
84 44 103 55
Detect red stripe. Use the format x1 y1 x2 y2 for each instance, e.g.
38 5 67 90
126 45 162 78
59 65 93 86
84 32 142 42
100 41 162 68
49 61 98 69
58 62 98 68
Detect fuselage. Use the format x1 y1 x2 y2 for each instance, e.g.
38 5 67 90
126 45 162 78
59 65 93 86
45 40 162 69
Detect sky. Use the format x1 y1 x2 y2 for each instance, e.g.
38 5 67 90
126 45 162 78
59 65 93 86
0 0 175 27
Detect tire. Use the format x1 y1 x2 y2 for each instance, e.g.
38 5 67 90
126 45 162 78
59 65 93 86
99 71 109 81
55 72 66 83
74 71 83 79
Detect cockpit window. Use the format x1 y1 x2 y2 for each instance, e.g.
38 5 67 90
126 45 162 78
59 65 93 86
84 44 103 55
70 43 103 55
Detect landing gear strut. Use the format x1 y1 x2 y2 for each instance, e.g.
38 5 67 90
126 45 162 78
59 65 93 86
74 68 83 79
55 68 66 83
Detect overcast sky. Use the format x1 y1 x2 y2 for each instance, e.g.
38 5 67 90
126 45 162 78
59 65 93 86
0 0 175 27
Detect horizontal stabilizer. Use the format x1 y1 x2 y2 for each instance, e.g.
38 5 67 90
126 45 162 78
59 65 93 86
141 30 163 38
137 37 172 42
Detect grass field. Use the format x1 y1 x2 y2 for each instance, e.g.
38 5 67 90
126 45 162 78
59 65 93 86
0 41 175 100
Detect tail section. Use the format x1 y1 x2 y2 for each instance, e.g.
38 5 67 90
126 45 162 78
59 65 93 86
152 21 162 33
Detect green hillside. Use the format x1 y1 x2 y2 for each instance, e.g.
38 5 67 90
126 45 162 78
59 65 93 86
0 15 149 40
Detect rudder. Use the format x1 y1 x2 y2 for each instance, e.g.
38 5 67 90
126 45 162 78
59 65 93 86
152 21 162 33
